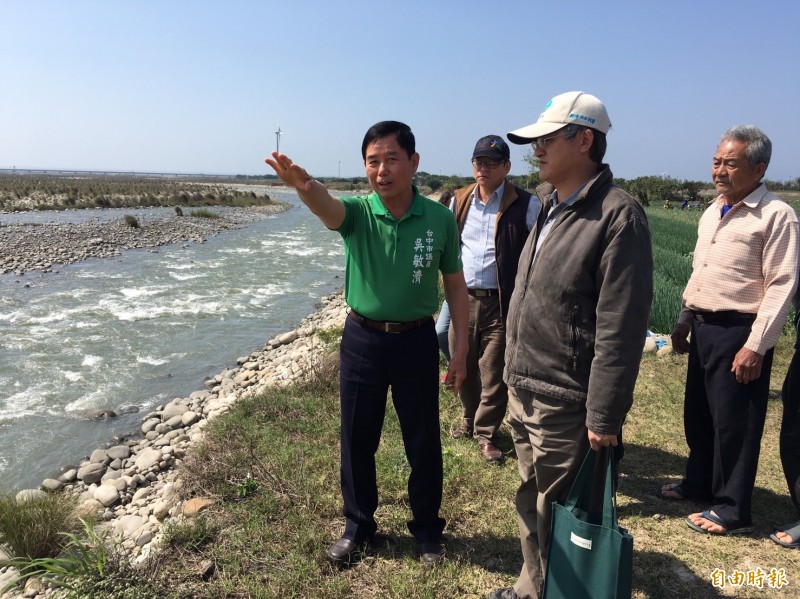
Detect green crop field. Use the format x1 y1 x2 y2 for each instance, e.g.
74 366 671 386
645 207 701 333
646 195 799 334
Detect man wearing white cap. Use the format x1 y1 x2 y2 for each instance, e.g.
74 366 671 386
488 92 653 599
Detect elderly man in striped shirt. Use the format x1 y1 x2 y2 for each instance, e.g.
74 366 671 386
664 125 799 536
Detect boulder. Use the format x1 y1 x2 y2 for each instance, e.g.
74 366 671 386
134 448 162 471
94 485 120 507
107 445 132 460
183 497 215 517
78 462 107 484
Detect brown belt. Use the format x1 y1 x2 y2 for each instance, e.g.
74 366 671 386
468 288 499 297
693 310 756 324
348 310 433 334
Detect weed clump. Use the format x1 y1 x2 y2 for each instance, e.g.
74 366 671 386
0 492 81 561
123 214 140 228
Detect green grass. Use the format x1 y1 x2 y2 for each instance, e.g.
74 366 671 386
0 493 82 560
1 519 172 598
645 204 798 334
140 332 798 599
4 333 798 597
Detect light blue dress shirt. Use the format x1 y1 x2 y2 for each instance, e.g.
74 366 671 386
455 182 538 289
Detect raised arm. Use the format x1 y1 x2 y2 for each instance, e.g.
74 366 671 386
265 152 346 230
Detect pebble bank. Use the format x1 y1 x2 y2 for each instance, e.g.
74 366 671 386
0 205 287 276
0 291 348 598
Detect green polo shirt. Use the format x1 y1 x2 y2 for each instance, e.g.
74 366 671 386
336 187 462 321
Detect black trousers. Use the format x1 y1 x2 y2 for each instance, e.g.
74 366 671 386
781 346 800 516
681 317 772 527
338 316 445 543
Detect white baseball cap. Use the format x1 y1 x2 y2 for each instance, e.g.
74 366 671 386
507 91 611 144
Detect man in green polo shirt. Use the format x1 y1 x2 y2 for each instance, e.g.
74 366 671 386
266 120 468 566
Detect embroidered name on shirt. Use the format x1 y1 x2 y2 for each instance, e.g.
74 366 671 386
411 229 436 284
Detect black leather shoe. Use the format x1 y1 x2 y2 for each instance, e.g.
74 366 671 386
417 540 445 565
486 588 519 599
326 537 359 566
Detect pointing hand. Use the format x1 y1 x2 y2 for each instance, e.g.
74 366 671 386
264 152 314 191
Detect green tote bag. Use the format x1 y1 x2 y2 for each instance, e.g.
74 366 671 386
542 447 633 599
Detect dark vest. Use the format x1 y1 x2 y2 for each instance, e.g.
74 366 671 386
453 182 533 320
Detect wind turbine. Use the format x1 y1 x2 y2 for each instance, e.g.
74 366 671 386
275 123 284 154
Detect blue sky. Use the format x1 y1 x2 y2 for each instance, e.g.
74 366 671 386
2 1 798 182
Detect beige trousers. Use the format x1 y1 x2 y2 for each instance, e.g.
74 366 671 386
507 386 589 599
449 294 507 444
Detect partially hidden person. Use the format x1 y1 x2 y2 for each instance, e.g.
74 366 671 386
771 283 800 548
448 135 539 464
435 187 456 365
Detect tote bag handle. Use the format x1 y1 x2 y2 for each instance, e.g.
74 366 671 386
563 446 619 531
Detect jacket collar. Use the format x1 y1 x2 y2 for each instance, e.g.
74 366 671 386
535 164 613 207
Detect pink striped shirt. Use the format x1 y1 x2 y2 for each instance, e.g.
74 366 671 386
680 184 799 354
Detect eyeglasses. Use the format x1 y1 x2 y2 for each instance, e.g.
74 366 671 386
531 131 572 151
471 159 505 170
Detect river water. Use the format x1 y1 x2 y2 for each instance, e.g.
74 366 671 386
0 188 345 492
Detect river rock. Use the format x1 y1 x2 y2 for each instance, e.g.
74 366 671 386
152 499 174 520
77 462 106 484
76 499 104 517
41 478 63 492
107 445 132 460
90 449 111 464
0 570 20 595
181 410 200 426
94 485 120 507
183 497 214 517
141 417 160 434
161 402 189 420
117 514 145 535
135 448 162 471
59 468 77 483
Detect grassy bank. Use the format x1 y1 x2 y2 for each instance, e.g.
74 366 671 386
94 331 796 599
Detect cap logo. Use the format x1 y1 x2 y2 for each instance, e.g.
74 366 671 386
544 99 553 109
569 112 596 125
489 139 501 149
